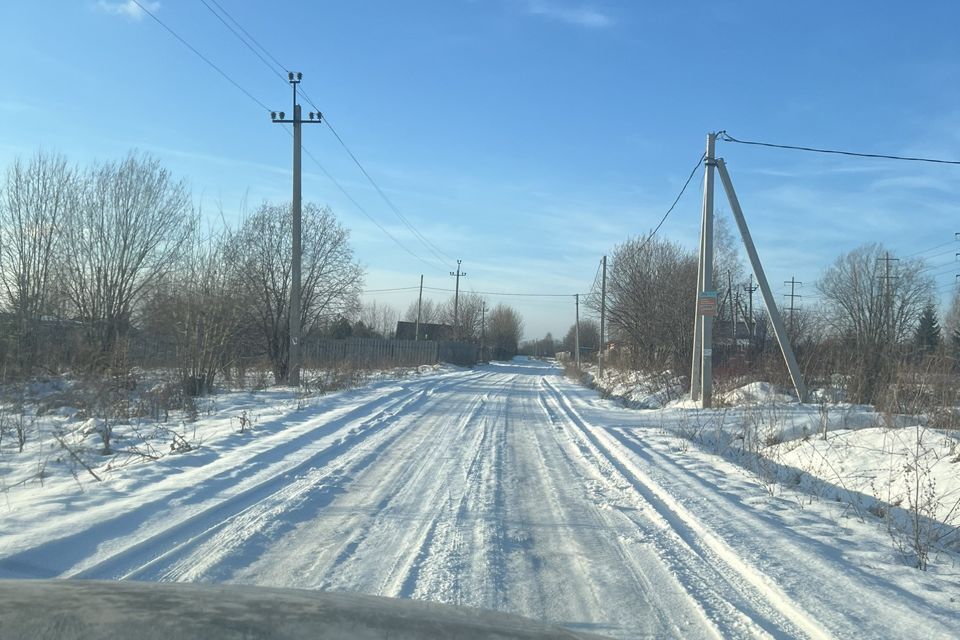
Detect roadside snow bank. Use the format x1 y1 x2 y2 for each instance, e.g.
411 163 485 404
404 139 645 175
771 426 960 526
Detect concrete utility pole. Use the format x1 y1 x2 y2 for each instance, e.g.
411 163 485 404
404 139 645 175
416 274 424 341
784 276 802 335
271 71 321 387
715 158 808 403
575 293 581 371
599 255 607 379
450 259 466 339
695 133 717 408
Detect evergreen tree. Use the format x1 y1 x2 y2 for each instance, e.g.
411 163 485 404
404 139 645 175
914 304 941 354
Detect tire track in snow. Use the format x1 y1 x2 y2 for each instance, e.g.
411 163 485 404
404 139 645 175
60 374 479 581
540 377 830 640
235 372 512 599
378 376 513 601
528 382 714 639
606 426 960 640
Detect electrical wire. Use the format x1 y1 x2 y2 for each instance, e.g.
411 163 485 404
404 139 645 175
718 131 960 166
360 286 420 293
295 133 445 271
320 115 456 267
901 237 959 259
423 286 574 298
133 0 447 272
633 152 705 255
203 0 290 75
192 0 456 270
198 0 289 83
128 0 271 112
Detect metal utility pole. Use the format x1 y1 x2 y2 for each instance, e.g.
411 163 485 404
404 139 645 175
695 133 717 408
415 274 424 341
271 71 321 387
599 255 607 378
575 293 581 370
784 276 802 335
878 252 899 343
743 274 758 345
715 158 808 403
450 259 466 339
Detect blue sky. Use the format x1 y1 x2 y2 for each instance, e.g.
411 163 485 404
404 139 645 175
2 1 959 338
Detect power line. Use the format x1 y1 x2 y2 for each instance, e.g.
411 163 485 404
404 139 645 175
901 236 958 259
128 0 271 112
133 0 445 272
191 0 455 270
297 135 444 271
320 115 456 267
423 286 574 298
633 152 706 254
360 286 421 294
718 131 960 166
198 0 288 83
203 0 290 75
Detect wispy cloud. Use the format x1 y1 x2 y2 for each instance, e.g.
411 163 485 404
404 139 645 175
94 0 159 21
525 0 613 28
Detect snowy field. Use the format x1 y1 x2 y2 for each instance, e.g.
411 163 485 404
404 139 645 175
1 358 958 639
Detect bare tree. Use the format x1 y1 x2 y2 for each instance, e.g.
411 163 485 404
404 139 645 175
563 319 600 362
140 225 242 395
487 304 524 360
433 293 484 341
0 152 76 369
359 300 399 338
604 235 697 373
817 242 934 404
403 297 441 325
59 152 192 370
233 201 364 383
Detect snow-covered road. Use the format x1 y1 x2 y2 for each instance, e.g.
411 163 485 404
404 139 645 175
1 359 957 639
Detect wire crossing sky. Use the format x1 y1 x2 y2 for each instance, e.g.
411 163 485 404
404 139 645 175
1 1 959 337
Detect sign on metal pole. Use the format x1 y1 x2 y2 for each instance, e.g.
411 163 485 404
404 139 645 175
698 290 719 316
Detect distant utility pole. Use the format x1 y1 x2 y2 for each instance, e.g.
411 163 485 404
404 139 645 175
878 252 899 342
743 274 758 345
271 71 322 387
450 259 466 339
575 293 581 370
481 300 486 362
599 255 607 378
416 274 424 341
784 276 802 334
727 271 735 346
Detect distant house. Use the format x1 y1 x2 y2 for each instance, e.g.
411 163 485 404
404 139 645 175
395 321 455 341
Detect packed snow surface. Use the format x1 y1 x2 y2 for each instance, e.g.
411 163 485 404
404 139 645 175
1 358 958 639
